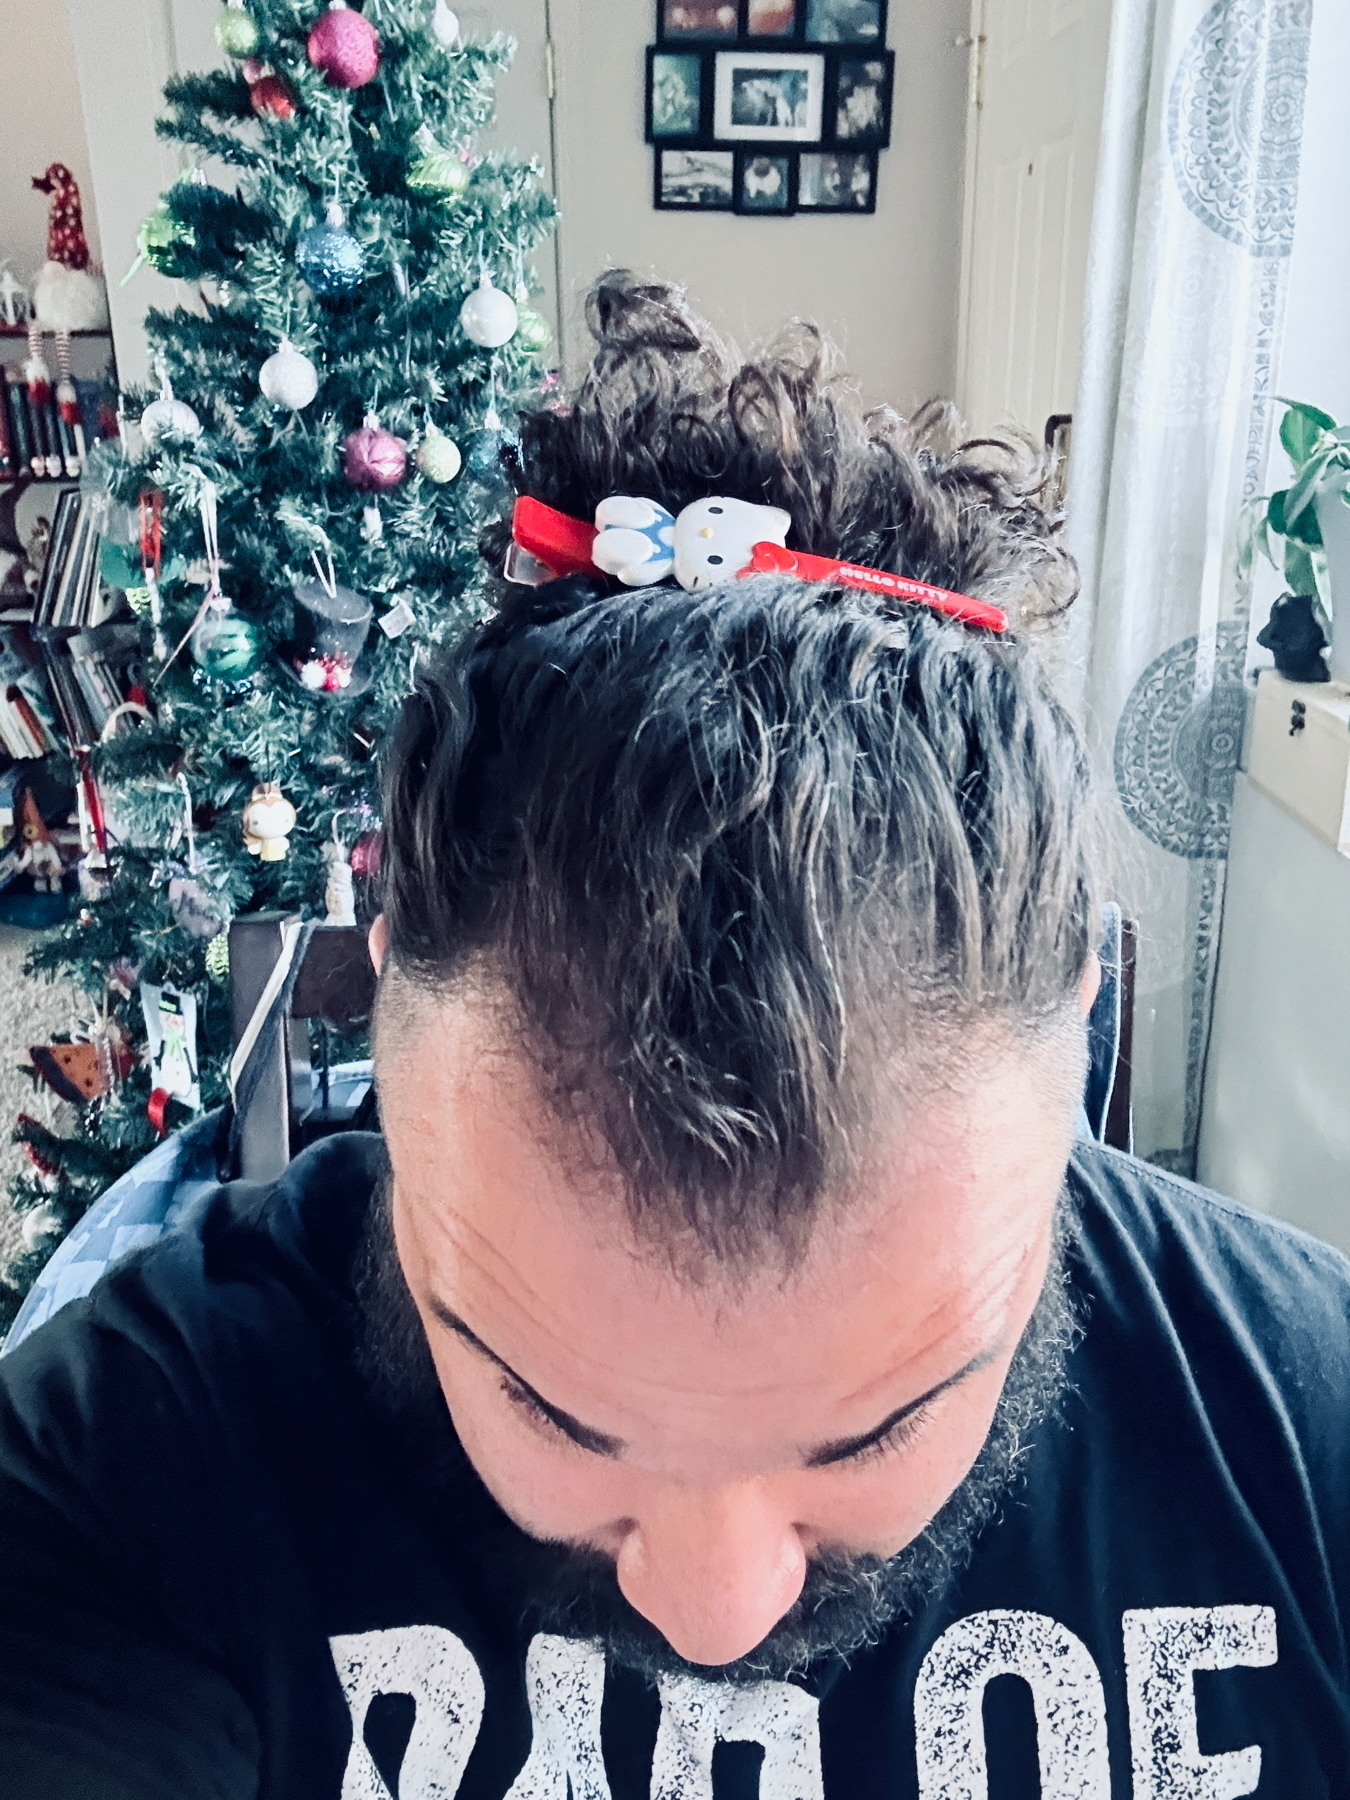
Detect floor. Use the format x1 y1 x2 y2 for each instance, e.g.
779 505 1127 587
0 926 77 1265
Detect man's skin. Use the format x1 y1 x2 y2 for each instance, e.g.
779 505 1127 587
370 917 1098 1671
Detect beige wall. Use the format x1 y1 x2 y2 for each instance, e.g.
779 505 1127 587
548 0 969 410
30 0 968 408
0 0 102 285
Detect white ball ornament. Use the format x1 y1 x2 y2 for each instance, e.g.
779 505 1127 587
431 0 460 46
259 340 319 410
21 1204 63 1251
140 394 201 444
459 273 518 349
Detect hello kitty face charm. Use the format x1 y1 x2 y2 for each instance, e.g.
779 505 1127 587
673 496 791 591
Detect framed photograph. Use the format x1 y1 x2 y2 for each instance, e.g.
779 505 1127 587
735 149 795 213
659 1 738 39
803 0 886 43
830 51 893 146
796 149 877 212
713 51 825 143
654 147 736 209
646 48 708 141
745 0 802 36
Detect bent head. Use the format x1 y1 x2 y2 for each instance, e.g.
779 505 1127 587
370 274 1097 1679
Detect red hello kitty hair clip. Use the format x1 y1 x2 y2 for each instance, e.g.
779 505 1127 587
508 494 1009 634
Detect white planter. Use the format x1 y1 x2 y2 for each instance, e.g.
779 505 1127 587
1314 474 1350 687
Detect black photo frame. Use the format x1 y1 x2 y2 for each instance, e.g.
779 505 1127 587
658 1 740 41
653 146 736 210
795 148 877 212
827 49 894 148
712 49 827 143
743 0 805 39
735 148 797 213
801 0 887 45
657 0 888 46
645 46 714 143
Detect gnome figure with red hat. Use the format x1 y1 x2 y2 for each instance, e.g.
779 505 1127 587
28 163 109 472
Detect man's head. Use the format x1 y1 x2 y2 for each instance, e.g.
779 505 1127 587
369 273 1096 1677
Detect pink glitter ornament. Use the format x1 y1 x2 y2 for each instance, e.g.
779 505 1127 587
350 829 382 877
342 418 407 492
307 1 380 88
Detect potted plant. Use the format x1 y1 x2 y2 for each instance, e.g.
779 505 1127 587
1241 398 1350 686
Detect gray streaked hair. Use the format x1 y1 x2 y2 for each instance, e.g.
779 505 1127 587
378 274 1096 1268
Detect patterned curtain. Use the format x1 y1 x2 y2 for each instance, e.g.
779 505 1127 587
1062 0 1314 1174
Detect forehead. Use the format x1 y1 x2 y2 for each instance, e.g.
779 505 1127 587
378 986 1070 1411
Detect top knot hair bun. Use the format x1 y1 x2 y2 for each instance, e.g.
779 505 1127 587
504 270 1076 634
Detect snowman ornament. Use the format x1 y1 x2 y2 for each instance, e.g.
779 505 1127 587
591 495 790 591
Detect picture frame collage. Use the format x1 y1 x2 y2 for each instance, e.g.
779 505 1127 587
647 1 892 216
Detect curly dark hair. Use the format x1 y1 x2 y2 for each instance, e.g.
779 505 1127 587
379 272 1095 1270
485 268 1077 624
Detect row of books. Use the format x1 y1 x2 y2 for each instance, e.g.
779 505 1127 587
0 620 141 760
33 489 121 639
0 486 142 759
0 368 108 482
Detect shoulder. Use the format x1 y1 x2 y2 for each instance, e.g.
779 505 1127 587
1068 1139 1350 1304
0 1132 388 1427
1067 1141 1350 1426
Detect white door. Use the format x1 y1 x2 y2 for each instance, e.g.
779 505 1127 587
956 0 1115 440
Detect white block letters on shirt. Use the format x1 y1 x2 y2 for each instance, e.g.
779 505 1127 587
1122 1605 1277 1798
503 1634 612 1800
914 1609 1111 1800
329 1624 486 1800
651 1670 825 1800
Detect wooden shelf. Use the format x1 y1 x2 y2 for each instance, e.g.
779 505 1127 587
0 327 112 339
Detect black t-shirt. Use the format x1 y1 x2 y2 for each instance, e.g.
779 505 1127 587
2 1133 1349 1799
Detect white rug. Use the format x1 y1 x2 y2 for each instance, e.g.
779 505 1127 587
0 926 77 1264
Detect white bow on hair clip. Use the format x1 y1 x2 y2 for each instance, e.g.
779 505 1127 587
506 494 1008 633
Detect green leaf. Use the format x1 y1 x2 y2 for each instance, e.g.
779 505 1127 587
1284 540 1319 596
1285 492 1325 547
1279 398 1338 464
1283 444 1339 528
1268 489 1289 537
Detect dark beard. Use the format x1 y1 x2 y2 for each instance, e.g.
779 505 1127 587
352 1183 1078 1686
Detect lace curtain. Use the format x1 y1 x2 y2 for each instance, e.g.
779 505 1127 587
1063 0 1314 1173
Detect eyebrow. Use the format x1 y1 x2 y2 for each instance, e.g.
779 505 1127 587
429 1300 626 1456
429 1298 997 1469
801 1348 999 1467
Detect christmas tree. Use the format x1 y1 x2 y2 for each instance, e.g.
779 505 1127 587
1 0 557 1325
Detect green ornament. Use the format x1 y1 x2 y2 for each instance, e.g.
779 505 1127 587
516 307 552 355
192 605 263 681
136 201 192 276
214 4 259 55
205 933 231 982
415 423 463 484
406 126 471 199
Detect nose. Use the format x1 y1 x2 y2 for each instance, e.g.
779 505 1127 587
614 1484 807 1668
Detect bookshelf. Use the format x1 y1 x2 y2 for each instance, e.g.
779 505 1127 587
0 324 118 490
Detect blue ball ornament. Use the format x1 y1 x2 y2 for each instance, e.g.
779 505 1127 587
295 204 365 296
464 424 518 484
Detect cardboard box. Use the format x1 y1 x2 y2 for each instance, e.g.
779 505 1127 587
1247 669 1350 855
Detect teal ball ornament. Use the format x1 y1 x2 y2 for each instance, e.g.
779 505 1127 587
214 4 259 55
192 605 262 681
99 540 142 590
295 204 365 296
